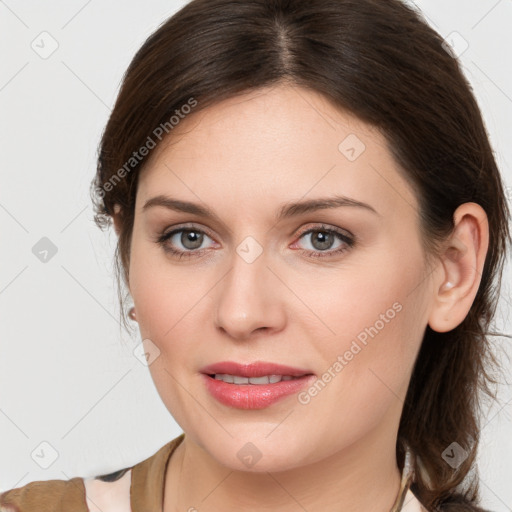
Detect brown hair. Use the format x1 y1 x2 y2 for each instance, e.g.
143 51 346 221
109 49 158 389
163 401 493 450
90 0 511 509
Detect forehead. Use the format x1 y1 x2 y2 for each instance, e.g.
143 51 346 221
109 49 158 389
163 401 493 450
136 84 418 220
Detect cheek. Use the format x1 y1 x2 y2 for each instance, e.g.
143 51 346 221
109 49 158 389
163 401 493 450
296 300 423 456
128 243 202 428
128 237 206 340
303 247 428 394
297 261 413 360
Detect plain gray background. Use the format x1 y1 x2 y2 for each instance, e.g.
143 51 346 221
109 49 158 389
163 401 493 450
1 0 511 510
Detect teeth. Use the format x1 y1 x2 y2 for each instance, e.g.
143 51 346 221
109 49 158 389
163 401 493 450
213 374 299 384
249 376 270 384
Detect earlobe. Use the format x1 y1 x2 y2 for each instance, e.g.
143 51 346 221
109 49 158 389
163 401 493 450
427 203 489 333
439 280 454 293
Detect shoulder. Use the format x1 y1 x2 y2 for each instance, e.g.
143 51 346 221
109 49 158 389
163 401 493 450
0 476 87 512
0 434 185 512
0 468 132 512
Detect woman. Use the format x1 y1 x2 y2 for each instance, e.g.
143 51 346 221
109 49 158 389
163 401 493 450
1 0 510 511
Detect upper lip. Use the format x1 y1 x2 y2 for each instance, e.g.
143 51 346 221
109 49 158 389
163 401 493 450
200 361 314 378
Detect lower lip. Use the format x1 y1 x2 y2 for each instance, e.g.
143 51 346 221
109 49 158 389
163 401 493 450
202 374 316 409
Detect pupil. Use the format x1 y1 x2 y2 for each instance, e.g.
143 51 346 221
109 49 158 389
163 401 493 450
182 230 202 249
313 231 333 250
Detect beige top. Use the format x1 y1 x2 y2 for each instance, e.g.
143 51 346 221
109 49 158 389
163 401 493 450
0 433 427 511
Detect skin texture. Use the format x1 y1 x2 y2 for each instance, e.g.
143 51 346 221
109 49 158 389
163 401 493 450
113 83 489 512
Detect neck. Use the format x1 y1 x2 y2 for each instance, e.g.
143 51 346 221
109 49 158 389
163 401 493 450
163 429 403 512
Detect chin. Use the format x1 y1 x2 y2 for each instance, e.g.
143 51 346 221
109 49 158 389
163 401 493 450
195 431 311 473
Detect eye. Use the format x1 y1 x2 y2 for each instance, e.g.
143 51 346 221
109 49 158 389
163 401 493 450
156 225 216 259
292 224 355 259
155 223 355 260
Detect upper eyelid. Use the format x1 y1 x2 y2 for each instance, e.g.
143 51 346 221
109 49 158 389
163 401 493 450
163 223 217 241
296 223 354 239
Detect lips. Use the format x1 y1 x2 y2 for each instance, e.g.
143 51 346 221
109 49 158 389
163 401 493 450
200 361 316 409
200 361 313 378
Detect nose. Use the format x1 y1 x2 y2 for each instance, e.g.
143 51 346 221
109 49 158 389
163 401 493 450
213 246 286 341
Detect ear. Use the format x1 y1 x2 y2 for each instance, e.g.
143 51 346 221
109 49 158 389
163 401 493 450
428 202 489 333
112 204 122 237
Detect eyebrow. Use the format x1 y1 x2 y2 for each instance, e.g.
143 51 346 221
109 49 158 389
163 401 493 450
142 194 380 223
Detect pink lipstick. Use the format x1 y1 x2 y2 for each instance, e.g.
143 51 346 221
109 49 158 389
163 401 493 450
200 361 316 409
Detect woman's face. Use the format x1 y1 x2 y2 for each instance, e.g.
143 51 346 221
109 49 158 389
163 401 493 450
127 83 434 472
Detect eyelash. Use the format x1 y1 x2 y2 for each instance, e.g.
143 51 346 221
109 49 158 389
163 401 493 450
155 223 355 260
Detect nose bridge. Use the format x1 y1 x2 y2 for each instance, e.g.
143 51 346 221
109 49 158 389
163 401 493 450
213 234 284 338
